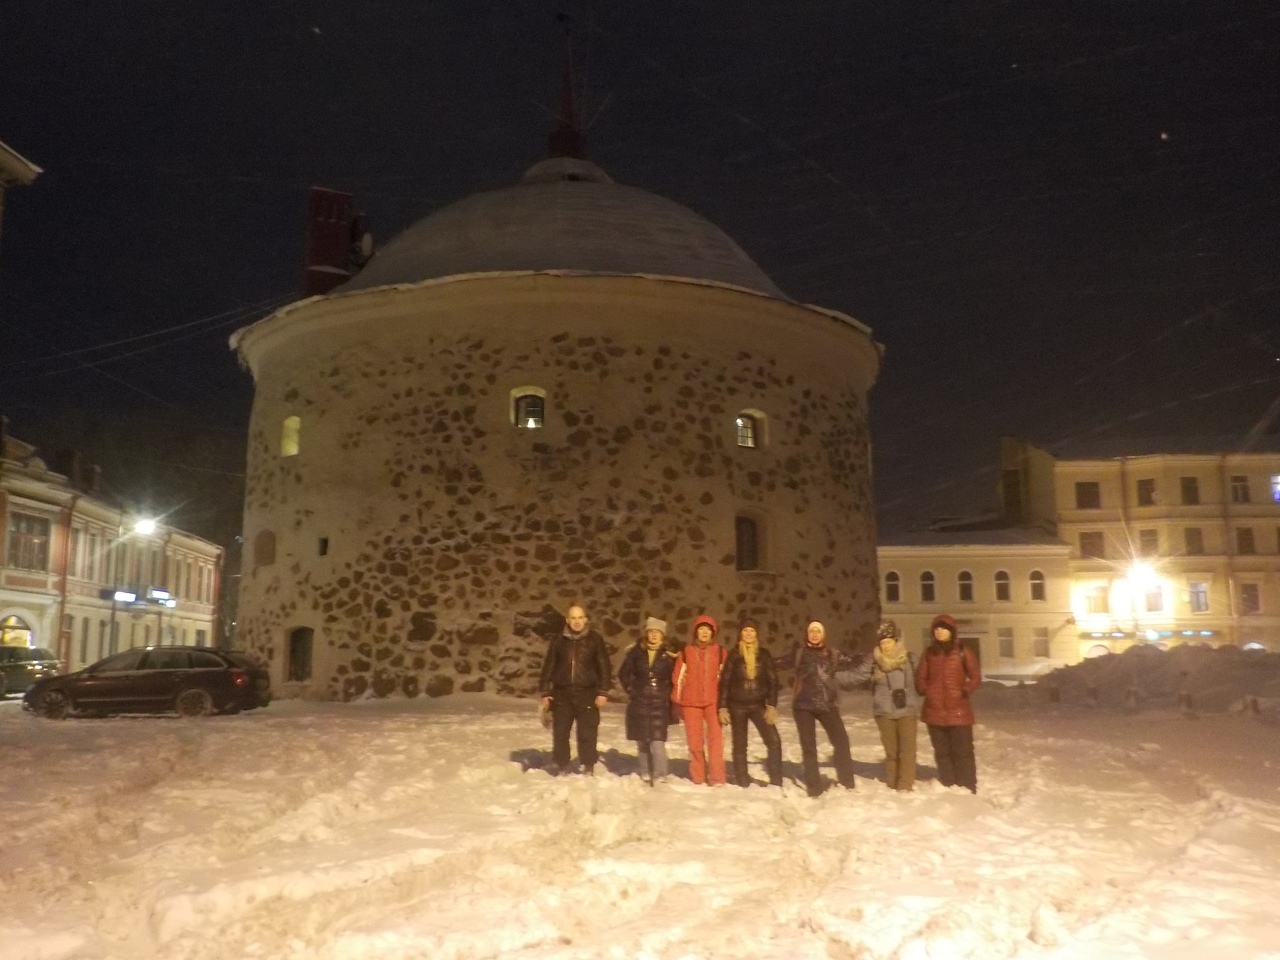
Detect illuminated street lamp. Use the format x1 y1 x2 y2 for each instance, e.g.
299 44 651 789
134 518 157 536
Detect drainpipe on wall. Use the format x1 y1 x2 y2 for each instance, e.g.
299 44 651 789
54 493 80 669
1220 455 1237 644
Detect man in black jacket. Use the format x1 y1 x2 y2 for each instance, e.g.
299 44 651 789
538 604 613 775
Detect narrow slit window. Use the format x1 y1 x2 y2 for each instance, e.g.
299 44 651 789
735 516 759 571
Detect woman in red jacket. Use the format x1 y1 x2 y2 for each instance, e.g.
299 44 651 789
914 613 981 793
672 615 727 785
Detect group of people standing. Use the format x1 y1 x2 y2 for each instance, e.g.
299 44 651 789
537 605 981 796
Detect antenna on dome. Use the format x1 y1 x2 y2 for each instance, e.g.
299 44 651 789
547 14 586 160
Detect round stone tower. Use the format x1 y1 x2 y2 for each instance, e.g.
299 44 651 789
231 155 881 700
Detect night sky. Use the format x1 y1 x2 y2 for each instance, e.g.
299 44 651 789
2 0 1278 538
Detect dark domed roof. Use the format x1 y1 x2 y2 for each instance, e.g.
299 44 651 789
339 158 784 298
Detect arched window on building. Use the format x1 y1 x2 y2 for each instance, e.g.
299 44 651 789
1029 570 1046 602
735 408 767 449
735 515 760 571
994 570 1011 602
958 571 974 603
281 416 301 457
254 530 276 569
920 571 936 603
884 571 900 603
287 627 314 682
511 386 547 429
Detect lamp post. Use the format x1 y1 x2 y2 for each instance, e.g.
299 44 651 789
103 517 157 653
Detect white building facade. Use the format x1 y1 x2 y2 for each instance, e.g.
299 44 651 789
2 431 223 668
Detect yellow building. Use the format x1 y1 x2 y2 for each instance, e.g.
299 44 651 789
1003 436 1280 653
877 531 1073 679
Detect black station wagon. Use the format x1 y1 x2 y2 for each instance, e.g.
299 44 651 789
24 646 271 719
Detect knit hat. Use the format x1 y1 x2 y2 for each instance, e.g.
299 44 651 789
738 617 759 633
805 620 826 644
876 619 899 641
644 617 668 636
693 614 718 639
930 614 958 638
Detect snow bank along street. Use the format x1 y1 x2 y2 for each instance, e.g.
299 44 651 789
2 687 1280 959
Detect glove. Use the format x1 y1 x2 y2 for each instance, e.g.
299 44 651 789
718 708 731 726
764 705 778 725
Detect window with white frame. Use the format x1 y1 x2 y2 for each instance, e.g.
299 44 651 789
1184 527 1204 555
1230 475 1250 503
994 570 1011 602
1033 628 1050 658
1144 584 1164 613
1240 583 1261 615
920 571 936 603
1075 482 1101 509
1237 527 1256 555
1080 531 1105 559
997 627 1014 659
1086 585 1109 614
1189 581 1209 613
1136 478 1156 506
6 512 51 571
1180 476 1200 505
884 571 900 603
1029 570 1046 601
1138 529 1158 557
1272 474 1280 503
958 571 974 602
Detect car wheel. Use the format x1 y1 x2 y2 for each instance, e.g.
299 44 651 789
174 688 214 718
40 689 71 720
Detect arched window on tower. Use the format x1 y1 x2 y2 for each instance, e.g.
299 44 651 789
958 570 974 603
735 409 767 449
510 386 547 429
281 416 301 457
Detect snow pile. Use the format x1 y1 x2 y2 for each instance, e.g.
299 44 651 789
2 693 1280 959
978 644 1280 714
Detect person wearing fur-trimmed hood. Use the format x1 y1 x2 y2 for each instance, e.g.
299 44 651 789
848 619 919 790
914 613 981 793
717 618 783 787
617 617 678 784
776 620 859 797
671 615 728 785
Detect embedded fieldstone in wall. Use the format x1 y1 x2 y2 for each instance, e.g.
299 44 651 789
230 156 881 702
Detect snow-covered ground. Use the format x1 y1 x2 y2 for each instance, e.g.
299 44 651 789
2 688 1279 960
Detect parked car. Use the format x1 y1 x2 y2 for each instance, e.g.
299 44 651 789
0 646 62 697
23 646 271 719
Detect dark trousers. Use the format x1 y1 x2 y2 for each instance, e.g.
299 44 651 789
793 707 856 796
551 687 600 770
728 704 783 786
927 724 977 793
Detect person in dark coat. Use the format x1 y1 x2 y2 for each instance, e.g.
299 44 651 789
914 613 981 793
848 619 920 790
538 604 613 775
617 617 677 784
717 618 782 787
777 620 860 797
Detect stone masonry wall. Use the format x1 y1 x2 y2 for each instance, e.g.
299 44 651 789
236 277 880 700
